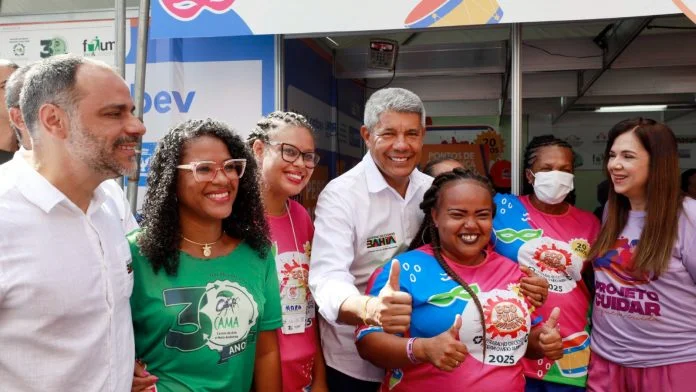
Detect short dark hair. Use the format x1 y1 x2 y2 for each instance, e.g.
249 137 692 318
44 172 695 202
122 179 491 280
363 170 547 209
522 135 574 196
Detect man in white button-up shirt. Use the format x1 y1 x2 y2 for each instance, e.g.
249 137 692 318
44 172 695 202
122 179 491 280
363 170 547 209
0 54 146 391
309 88 433 391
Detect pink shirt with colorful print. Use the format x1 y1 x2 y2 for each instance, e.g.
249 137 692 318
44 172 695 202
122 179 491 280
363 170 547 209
267 200 318 392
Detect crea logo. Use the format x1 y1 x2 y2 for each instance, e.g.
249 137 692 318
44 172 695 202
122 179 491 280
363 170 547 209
160 0 237 22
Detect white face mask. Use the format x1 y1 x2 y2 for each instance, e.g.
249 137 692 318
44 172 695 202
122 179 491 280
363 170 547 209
529 170 575 205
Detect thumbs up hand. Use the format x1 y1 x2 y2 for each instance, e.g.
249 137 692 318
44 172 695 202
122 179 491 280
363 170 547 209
369 260 412 334
539 307 563 360
420 315 469 372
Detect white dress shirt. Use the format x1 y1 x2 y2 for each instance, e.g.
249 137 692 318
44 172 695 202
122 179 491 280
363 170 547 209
309 152 433 382
0 152 137 391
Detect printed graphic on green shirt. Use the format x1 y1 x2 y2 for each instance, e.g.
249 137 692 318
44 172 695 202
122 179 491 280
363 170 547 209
163 280 259 362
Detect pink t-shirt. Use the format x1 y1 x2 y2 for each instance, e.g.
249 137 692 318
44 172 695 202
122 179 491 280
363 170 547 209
358 245 537 392
267 199 318 392
517 196 600 385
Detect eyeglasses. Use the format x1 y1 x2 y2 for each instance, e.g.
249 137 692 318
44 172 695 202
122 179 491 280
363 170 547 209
176 159 247 182
265 141 320 168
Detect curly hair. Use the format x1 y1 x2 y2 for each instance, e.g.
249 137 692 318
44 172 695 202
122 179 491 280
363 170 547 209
247 110 315 145
138 119 270 276
409 167 497 361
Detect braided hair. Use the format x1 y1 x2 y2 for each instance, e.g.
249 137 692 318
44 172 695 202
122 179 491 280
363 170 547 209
523 135 575 202
409 167 497 360
138 119 270 276
247 110 315 145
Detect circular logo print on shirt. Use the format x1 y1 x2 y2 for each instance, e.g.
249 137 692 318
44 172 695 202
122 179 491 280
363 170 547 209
518 237 584 294
459 288 530 366
199 280 258 353
275 250 311 301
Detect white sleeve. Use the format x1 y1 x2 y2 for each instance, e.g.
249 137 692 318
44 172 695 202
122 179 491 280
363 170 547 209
309 184 360 324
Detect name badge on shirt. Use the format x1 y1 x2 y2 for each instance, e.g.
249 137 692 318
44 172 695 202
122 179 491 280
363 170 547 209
281 285 307 335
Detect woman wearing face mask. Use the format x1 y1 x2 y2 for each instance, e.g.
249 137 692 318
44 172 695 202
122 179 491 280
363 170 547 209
129 119 282 392
586 118 696 392
492 135 600 392
355 168 563 392
248 111 328 392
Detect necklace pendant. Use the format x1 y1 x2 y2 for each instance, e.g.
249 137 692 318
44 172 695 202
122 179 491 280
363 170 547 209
202 244 212 257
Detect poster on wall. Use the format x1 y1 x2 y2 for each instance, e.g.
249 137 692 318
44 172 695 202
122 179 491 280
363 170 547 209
150 0 682 39
420 143 489 176
0 17 277 212
0 19 130 66
426 125 506 162
122 32 275 208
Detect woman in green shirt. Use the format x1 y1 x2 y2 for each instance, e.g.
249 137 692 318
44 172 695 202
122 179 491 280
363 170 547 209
130 119 282 392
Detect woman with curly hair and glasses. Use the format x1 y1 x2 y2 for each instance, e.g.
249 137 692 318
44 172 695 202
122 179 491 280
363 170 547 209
129 119 282 392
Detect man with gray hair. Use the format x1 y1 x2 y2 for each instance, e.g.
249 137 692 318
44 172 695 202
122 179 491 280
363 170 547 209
309 87 432 390
0 54 145 391
4 62 33 151
0 59 19 164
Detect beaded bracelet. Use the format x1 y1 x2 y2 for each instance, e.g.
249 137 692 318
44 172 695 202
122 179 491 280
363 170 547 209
406 337 419 364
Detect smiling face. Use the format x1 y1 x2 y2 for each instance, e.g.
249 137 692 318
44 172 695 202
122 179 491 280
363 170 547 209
607 130 650 207
177 135 238 222
431 180 494 265
66 64 145 178
361 111 424 192
255 125 315 199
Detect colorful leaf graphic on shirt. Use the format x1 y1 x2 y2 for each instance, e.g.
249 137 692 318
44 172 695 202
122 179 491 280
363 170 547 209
427 284 481 307
495 228 543 244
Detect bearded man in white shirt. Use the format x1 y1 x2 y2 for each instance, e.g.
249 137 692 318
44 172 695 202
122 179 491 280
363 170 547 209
0 54 146 391
309 88 433 391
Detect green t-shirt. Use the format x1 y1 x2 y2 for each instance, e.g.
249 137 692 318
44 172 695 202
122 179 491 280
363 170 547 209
129 231 282 392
